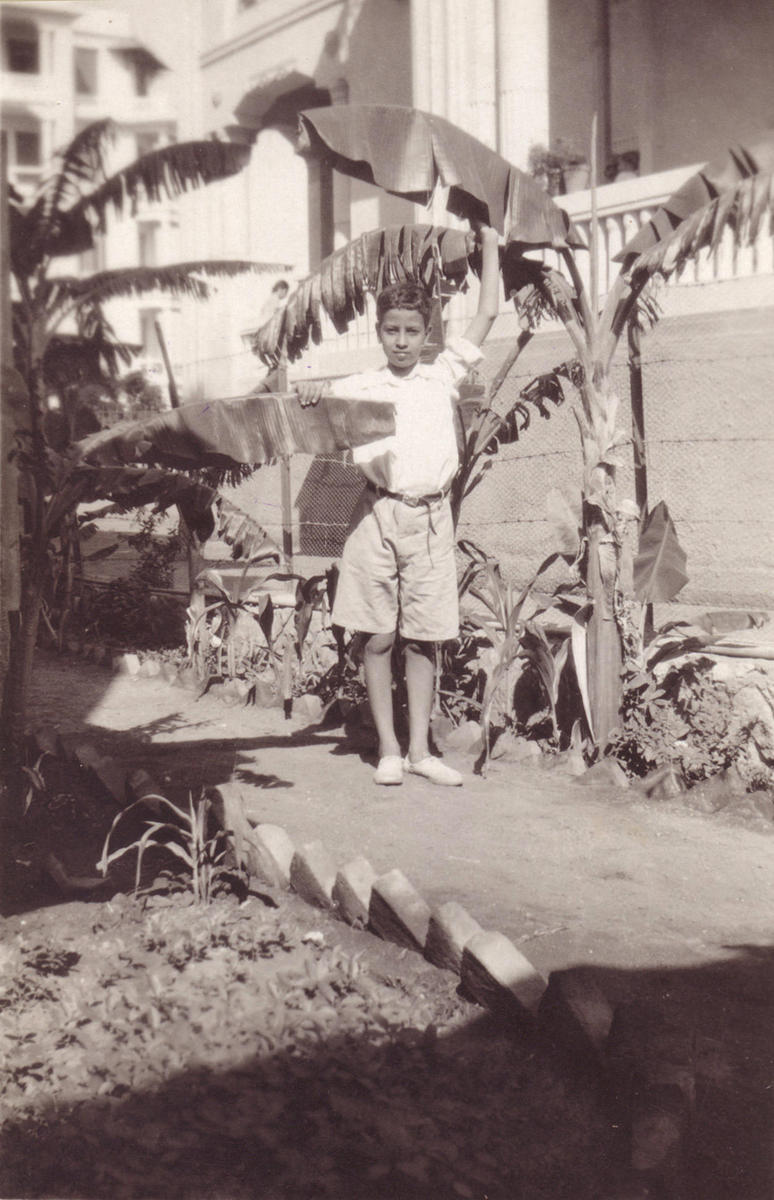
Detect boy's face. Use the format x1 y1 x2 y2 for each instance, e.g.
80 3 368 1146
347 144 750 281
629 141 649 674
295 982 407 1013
376 307 428 376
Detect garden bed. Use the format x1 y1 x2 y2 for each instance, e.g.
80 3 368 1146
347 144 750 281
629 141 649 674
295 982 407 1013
1 887 610 1200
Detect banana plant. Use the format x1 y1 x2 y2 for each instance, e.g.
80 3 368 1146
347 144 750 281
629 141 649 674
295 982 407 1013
282 106 774 746
3 119 287 754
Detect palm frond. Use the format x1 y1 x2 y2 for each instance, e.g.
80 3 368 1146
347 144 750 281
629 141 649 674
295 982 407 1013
11 121 115 272
68 140 251 231
627 171 774 283
45 462 216 540
52 261 275 309
213 494 280 562
252 224 472 364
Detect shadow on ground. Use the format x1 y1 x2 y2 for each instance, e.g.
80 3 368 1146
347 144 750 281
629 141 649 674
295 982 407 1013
0 945 772 1199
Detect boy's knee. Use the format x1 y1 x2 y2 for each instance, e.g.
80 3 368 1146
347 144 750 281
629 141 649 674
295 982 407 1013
403 638 435 662
363 631 395 657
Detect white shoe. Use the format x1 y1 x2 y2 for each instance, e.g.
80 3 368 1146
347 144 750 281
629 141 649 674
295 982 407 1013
404 755 462 787
374 755 403 785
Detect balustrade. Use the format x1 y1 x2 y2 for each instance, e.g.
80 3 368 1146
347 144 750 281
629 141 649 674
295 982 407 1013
315 163 772 362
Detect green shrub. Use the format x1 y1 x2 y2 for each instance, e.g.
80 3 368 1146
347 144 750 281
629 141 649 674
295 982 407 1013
610 657 749 783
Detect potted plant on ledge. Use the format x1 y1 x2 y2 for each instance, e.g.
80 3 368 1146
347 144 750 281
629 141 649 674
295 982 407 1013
528 139 590 194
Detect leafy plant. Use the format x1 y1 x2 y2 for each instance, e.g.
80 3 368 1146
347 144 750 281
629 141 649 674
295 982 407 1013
3 117 283 755
187 561 336 708
98 791 240 904
456 539 570 772
609 656 751 784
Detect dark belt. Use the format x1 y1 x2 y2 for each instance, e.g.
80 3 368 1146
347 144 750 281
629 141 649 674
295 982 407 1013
366 481 450 507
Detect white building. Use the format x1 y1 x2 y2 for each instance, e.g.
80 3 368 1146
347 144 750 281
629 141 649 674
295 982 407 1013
167 0 773 605
2 0 181 391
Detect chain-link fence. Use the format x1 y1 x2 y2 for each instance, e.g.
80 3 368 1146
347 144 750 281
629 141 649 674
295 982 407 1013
218 304 773 609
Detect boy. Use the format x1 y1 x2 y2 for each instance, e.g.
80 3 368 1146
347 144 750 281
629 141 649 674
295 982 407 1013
297 224 500 786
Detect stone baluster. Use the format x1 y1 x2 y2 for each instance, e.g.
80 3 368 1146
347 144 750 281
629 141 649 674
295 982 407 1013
714 224 735 281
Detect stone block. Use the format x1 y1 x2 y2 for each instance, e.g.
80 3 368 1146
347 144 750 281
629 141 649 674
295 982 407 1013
290 840 337 909
90 757 129 807
443 720 484 756
253 679 278 708
161 662 179 683
207 781 258 873
251 823 295 888
173 667 200 690
72 741 103 771
333 856 377 926
139 658 161 678
490 732 542 763
126 768 168 815
578 759 630 789
541 747 587 777
294 693 324 722
369 868 432 952
425 901 482 974
634 763 685 799
538 968 614 1069
461 931 547 1020
112 652 140 676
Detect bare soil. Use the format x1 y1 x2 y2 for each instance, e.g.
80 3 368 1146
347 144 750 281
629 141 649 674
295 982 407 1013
2 648 773 1199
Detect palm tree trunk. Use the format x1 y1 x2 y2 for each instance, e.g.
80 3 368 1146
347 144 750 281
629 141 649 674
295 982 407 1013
2 571 44 758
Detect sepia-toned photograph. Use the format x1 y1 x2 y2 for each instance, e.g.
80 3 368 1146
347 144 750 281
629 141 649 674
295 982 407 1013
1 1 773 1196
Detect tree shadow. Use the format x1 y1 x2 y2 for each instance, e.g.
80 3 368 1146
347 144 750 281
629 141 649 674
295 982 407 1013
1 942 772 1199
0 1000 612 1200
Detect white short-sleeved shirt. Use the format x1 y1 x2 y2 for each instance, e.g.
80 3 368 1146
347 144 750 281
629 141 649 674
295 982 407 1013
332 336 483 496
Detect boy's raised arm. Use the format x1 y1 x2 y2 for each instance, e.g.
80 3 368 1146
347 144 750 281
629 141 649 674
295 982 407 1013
462 223 501 348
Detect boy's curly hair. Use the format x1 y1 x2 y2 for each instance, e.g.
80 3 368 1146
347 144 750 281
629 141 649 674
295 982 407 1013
376 281 432 328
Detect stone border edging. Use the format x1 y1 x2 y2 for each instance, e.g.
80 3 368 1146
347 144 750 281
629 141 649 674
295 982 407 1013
28 704 697 1198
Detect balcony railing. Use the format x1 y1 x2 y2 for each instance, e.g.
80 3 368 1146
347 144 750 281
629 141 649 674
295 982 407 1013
555 164 774 295
308 164 774 371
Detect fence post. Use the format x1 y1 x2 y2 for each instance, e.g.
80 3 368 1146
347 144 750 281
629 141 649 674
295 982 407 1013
275 361 294 571
627 321 648 520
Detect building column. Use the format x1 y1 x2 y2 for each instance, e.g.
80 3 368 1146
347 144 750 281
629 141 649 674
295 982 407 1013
495 0 550 167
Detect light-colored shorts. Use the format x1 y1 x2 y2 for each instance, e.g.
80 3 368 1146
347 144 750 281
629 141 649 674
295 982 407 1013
331 489 459 642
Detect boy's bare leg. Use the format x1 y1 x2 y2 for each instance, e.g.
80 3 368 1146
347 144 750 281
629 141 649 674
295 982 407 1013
404 639 435 762
404 639 462 785
363 632 401 758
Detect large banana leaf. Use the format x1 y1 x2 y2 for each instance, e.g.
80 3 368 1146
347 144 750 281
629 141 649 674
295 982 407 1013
253 223 472 364
616 133 774 266
299 105 583 248
633 501 688 603
75 391 397 471
626 171 774 283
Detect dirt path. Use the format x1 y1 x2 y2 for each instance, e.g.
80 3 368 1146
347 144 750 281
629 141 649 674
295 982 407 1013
27 649 774 978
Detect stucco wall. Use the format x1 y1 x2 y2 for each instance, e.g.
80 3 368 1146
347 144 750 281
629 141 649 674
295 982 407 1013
461 305 774 608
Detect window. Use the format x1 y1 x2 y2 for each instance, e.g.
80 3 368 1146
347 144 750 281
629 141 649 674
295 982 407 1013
136 132 159 159
74 47 97 95
15 129 40 167
134 61 152 96
140 310 161 358
4 20 39 73
138 222 159 268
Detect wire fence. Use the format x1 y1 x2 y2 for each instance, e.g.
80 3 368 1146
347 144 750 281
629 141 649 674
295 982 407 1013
212 306 773 608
